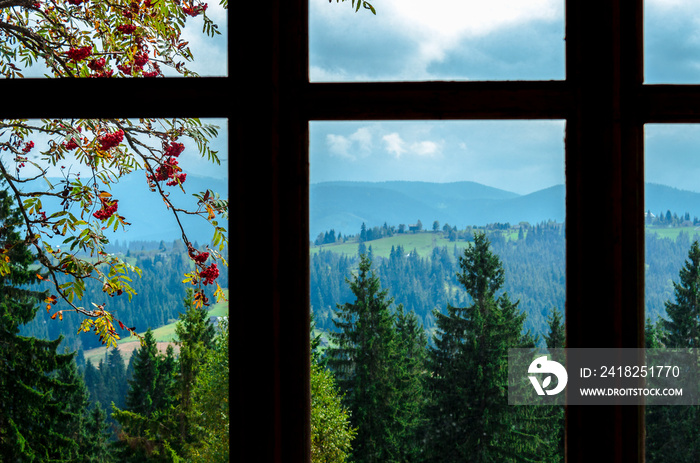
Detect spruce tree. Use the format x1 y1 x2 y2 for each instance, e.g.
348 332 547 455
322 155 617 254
392 305 429 462
661 240 700 348
426 232 547 462
328 253 400 463
173 288 216 455
105 347 128 410
80 403 115 463
112 329 179 462
544 307 565 463
0 183 91 461
123 328 160 417
189 318 230 463
646 241 700 462
543 308 565 349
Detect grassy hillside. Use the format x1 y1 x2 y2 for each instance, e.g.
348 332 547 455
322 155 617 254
311 231 471 259
84 289 229 367
646 225 700 241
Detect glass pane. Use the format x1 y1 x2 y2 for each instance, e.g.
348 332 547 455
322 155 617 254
645 124 700 460
0 2 227 78
309 0 565 82
309 120 565 461
645 0 700 83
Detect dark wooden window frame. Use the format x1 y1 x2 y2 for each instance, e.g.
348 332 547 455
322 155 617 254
0 1 680 462
234 0 700 461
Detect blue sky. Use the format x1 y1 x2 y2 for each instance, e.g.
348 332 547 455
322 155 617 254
310 0 700 194
19 1 227 78
9 3 229 179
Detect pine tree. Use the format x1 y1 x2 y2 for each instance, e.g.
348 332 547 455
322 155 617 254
106 347 128 409
426 232 547 462
112 329 179 462
544 307 565 349
661 240 700 348
80 403 115 463
123 329 161 417
544 307 565 462
647 241 700 462
328 253 400 463
392 305 429 462
0 183 91 461
189 318 229 463
173 288 216 456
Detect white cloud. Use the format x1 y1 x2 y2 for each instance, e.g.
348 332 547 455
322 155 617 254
382 132 442 158
311 0 562 79
327 134 353 159
390 0 559 38
382 132 407 158
411 140 441 157
349 127 373 151
326 127 374 159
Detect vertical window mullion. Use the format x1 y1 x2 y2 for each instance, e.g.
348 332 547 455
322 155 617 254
565 0 645 461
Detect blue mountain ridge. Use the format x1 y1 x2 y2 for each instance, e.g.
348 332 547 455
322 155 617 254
310 181 700 238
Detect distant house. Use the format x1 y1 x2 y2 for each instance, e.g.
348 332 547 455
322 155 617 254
408 224 420 233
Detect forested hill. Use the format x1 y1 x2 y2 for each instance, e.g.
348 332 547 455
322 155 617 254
311 224 564 339
311 224 700 341
20 239 229 354
310 180 700 239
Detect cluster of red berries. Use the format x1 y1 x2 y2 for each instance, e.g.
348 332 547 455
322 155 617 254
199 263 219 285
192 251 209 264
98 130 124 151
166 173 187 186
151 156 180 181
117 24 138 35
88 57 106 70
117 51 157 76
22 141 34 154
87 58 114 77
164 141 185 157
64 138 79 150
149 140 187 185
67 0 83 5
183 2 208 16
65 46 92 61
93 199 118 221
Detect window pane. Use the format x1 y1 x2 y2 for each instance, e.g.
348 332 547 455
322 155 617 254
645 0 700 83
645 124 700 460
0 3 227 78
309 120 565 461
309 1 565 82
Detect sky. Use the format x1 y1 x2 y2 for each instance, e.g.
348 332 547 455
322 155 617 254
309 0 700 195
18 1 228 78
7 118 228 181
7 3 229 177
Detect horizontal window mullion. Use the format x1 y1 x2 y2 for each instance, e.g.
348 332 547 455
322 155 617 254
639 85 700 123
0 78 231 119
301 81 572 120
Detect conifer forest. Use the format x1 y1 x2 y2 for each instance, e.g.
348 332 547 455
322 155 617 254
310 221 700 463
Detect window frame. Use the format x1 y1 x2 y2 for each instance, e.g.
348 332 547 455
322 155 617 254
231 0 700 461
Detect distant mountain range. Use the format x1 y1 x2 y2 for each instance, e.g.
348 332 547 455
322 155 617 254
19 173 229 245
310 180 700 238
